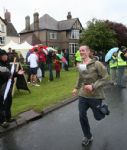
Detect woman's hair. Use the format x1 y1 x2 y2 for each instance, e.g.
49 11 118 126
79 45 90 51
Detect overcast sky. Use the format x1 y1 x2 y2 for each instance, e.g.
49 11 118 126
1 0 127 32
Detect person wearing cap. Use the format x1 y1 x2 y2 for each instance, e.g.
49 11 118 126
0 49 24 128
117 46 127 88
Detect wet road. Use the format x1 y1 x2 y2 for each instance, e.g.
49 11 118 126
1 87 127 150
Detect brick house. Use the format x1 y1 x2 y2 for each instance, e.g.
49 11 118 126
20 12 83 54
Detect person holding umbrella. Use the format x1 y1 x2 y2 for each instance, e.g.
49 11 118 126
0 49 24 128
54 54 61 78
105 47 119 75
109 52 118 85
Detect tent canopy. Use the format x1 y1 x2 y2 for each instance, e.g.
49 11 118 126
2 40 20 50
2 41 33 58
19 41 33 50
16 41 33 58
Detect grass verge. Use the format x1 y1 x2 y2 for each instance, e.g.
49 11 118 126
12 68 78 117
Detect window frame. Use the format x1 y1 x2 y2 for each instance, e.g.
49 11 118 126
1 24 5 32
70 30 80 39
49 32 57 40
0 36 5 45
69 43 79 54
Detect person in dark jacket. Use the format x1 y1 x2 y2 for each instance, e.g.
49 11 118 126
116 46 127 87
0 49 24 128
46 51 54 81
120 46 127 61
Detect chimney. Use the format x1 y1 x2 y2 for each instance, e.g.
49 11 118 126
4 9 11 22
25 16 30 30
67 12 72 20
33 12 39 30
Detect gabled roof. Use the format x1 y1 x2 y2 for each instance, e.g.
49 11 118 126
0 16 19 37
38 14 58 30
20 14 82 34
30 14 58 30
58 18 77 30
0 17 6 25
6 22 19 37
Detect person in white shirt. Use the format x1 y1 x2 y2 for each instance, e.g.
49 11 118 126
28 48 40 86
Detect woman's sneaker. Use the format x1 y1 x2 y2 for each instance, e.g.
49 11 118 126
100 104 110 115
82 136 93 146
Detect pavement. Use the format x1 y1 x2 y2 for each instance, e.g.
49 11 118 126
0 96 78 134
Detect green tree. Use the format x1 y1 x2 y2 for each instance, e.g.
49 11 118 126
79 19 117 53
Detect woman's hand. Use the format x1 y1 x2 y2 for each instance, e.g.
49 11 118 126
84 85 93 93
18 69 24 75
72 88 78 96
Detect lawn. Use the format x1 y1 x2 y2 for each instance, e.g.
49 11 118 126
12 68 78 117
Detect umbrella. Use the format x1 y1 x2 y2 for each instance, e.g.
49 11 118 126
56 54 68 64
31 45 49 55
105 47 119 62
46 47 57 52
56 53 63 59
3 58 16 103
42 48 48 55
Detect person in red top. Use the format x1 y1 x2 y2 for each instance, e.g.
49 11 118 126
38 50 46 78
54 55 61 78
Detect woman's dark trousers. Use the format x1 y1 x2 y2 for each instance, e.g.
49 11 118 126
78 96 105 139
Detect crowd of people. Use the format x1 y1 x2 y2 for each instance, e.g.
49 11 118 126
0 47 70 128
26 48 69 86
0 49 24 128
1 44 127 147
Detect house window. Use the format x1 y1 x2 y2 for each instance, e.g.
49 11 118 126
50 32 57 39
0 24 5 32
1 24 5 32
69 43 79 54
70 30 79 39
0 36 5 45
